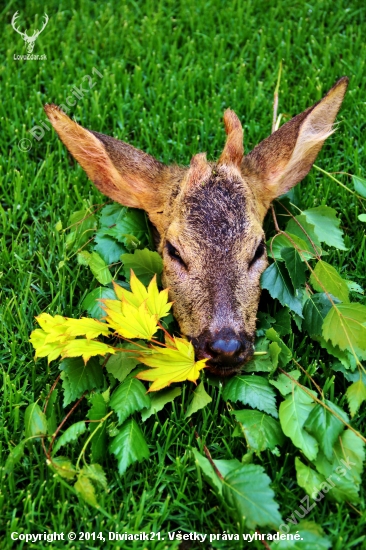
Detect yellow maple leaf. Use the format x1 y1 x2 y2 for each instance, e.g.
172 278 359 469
145 276 172 319
136 337 207 391
62 339 115 363
29 328 71 363
112 271 172 319
103 301 158 340
65 317 111 339
35 313 69 344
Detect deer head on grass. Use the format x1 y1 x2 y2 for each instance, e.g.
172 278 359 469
44 77 348 376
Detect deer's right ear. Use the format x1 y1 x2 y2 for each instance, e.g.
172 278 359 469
242 77 348 219
44 105 168 227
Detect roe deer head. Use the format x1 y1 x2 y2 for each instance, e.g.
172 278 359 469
44 77 348 376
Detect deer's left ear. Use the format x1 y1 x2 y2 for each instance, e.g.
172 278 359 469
242 77 348 218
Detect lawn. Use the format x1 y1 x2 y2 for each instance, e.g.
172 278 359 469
1 0 365 548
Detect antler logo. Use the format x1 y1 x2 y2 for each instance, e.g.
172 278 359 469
11 11 49 54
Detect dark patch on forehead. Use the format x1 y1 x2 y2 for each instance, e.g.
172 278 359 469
185 176 248 243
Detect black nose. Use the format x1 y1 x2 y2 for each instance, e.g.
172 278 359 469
210 338 242 356
207 330 246 361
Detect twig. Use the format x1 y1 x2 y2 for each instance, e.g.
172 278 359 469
47 393 87 457
256 531 271 550
292 358 323 397
191 422 223 480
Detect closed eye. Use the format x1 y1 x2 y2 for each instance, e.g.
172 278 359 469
249 240 265 268
166 241 186 267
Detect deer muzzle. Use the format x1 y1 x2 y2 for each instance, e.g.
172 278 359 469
191 328 254 376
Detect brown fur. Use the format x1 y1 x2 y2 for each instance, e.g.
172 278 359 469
44 77 348 375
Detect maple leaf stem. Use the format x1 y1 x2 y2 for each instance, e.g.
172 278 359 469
114 336 152 350
278 367 366 444
157 320 175 343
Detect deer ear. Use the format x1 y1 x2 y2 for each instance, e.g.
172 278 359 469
44 105 168 225
242 77 349 217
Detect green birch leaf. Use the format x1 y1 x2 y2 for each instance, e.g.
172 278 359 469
74 474 99 508
213 459 242 478
110 378 150 425
45 388 58 435
281 247 307 288
261 262 303 317
322 303 366 360
245 338 273 373
345 280 364 295
109 419 150 475
352 175 366 198
279 386 318 460
310 261 349 303
141 387 181 421
80 464 108 490
223 375 278 418
303 293 334 337
269 370 301 396
267 233 313 261
315 336 357 371
271 521 331 550
268 341 281 370
50 457 77 480
82 287 117 320
304 401 349 461
223 464 282 529
66 210 97 250
59 357 104 407
100 204 128 226
313 430 365 503
234 410 285 452
358 214 366 222
102 209 148 247
106 343 142 382
273 308 292 336
5 442 26 474
191 448 222 495
87 393 107 463
185 383 212 417
24 403 48 439
266 328 292 368
286 215 322 253
302 206 347 250
52 421 86 455
93 234 126 264
121 248 163 285
88 251 113 285
345 379 366 417
295 457 326 497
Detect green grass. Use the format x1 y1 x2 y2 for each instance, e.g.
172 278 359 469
1 0 366 548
